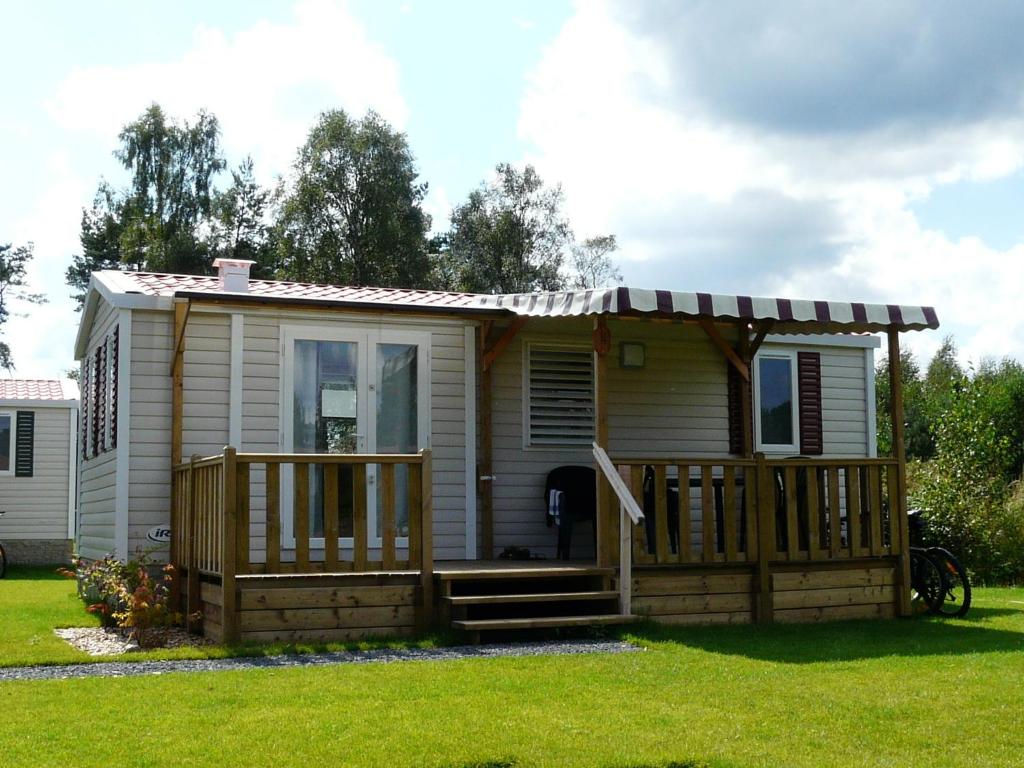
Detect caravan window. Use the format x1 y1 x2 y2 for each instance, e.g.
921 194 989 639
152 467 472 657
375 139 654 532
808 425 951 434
525 344 595 448
0 412 10 472
755 352 798 451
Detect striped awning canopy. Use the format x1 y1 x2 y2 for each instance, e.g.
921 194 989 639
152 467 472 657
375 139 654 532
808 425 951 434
95 271 939 334
474 287 939 334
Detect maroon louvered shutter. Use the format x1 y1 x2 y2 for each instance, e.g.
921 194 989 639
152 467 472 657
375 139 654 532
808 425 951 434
797 351 823 455
111 327 119 449
92 349 102 457
81 361 90 459
726 363 751 455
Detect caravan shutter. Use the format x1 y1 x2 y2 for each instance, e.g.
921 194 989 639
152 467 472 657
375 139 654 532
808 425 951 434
527 345 595 446
726 363 746 455
797 351 824 455
14 411 34 477
111 327 119 448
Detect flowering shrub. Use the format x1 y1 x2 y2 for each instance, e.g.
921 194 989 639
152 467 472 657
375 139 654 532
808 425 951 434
60 552 183 647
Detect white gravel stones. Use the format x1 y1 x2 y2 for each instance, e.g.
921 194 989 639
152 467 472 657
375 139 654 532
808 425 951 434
53 626 215 656
2 639 640 682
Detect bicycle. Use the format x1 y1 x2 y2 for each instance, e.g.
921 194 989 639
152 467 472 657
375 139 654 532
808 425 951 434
908 509 971 618
0 511 7 578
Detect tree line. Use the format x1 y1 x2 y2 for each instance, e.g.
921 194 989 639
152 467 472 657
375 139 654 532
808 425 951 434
877 337 1024 583
65 103 622 309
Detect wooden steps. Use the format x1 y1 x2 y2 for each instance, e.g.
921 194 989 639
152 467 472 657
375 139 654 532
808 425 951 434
444 590 619 606
436 562 634 636
452 614 638 631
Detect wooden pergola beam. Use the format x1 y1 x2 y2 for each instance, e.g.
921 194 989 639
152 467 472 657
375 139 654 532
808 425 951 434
698 317 749 381
748 321 774 359
482 317 527 372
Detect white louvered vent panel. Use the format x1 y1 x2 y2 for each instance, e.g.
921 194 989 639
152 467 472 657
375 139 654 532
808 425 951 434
527 346 594 446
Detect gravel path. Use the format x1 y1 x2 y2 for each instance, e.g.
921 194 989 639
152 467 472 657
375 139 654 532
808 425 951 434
0 640 639 682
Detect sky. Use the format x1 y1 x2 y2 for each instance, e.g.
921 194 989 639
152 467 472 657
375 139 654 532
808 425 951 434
3 0 1024 381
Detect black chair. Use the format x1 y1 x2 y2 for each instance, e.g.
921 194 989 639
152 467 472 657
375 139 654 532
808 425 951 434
544 465 597 560
642 466 680 555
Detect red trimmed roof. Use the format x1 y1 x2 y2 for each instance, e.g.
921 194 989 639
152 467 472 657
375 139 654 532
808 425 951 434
0 379 72 401
98 271 939 334
121 272 484 310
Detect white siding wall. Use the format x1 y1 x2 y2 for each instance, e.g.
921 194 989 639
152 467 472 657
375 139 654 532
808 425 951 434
77 298 120 559
0 407 72 539
126 310 173 556
122 305 470 563
490 319 732 557
235 310 469 562
758 341 870 458
490 321 871 558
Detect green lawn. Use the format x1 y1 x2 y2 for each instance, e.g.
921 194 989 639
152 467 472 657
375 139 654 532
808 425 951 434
0 566 451 666
2 569 1023 767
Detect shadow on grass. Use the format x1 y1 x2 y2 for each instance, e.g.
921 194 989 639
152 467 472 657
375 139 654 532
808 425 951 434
2 565 68 581
623 612 1024 664
446 761 718 768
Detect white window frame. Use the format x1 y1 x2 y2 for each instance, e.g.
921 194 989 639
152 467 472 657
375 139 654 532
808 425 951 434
0 410 13 476
753 348 800 454
522 340 596 451
279 323 431 553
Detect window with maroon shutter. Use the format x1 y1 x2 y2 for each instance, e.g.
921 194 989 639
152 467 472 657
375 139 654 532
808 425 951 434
111 327 119 449
797 351 824 455
92 349 102 458
80 360 90 459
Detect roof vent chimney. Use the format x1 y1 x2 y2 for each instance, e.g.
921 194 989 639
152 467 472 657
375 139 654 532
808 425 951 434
213 258 255 293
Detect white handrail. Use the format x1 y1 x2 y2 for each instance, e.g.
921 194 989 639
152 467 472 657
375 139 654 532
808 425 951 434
592 442 644 525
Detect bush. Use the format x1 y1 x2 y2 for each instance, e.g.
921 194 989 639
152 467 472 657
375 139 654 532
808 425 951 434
60 552 183 647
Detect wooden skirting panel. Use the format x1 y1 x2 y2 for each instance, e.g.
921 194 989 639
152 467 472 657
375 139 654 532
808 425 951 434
772 564 898 623
235 575 419 643
632 569 754 625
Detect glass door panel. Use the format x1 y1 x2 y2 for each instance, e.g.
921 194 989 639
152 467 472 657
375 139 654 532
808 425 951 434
293 339 359 538
376 343 418 538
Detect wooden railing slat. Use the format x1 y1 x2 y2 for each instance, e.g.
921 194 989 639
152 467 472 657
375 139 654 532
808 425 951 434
381 463 397 570
784 465 799 560
743 466 757 562
677 464 691 563
723 465 737 562
828 467 842 558
654 465 669 564
294 463 310 571
846 466 862 557
353 463 368 571
886 463 899 556
408 463 423 570
701 466 715 563
235 462 250 575
805 466 821 559
265 463 281 571
629 465 650 564
323 463 340 570
869 465 884 556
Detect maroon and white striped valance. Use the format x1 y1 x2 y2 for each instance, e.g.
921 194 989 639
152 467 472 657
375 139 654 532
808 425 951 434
474 287 939 333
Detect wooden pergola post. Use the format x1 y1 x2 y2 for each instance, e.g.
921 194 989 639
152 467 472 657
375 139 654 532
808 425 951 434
478 322 494 560
169 300 189 607
737 328 754 457
888 328 913 617
593 316 615 567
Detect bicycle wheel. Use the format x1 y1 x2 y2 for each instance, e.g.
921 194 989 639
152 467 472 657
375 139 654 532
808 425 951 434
927 547 971 618
909 549 945 613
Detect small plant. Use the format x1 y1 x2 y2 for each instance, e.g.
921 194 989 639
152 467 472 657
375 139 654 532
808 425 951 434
60 551 183 647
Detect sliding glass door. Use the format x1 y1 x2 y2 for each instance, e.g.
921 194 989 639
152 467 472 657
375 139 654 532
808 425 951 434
281 326 429 551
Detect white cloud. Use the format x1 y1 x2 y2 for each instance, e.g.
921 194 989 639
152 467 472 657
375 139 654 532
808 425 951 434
518 0 1024 365
6 0 408 379
45 0 407 184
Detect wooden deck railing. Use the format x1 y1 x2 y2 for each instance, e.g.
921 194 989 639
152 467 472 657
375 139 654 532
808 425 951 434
170 447 433 643
599 452 910 621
